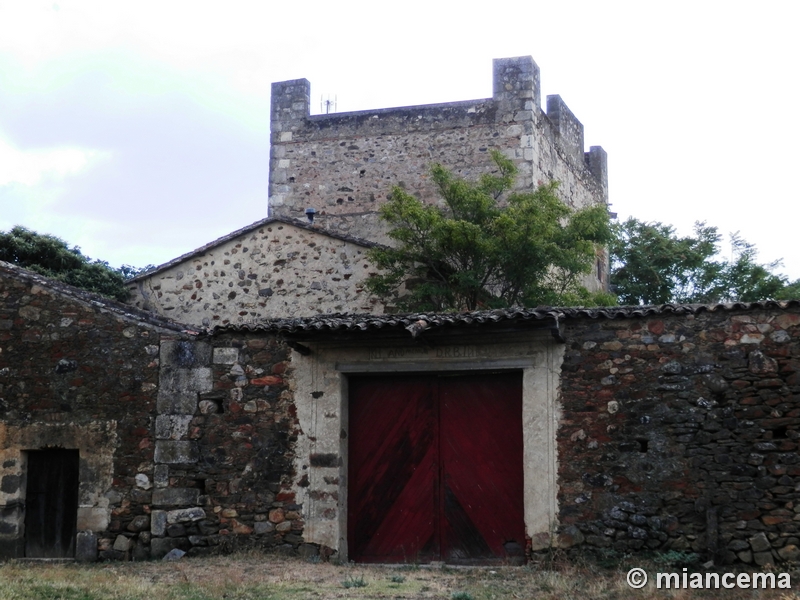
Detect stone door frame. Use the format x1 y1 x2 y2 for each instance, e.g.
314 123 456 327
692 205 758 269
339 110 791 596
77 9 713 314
288 330 565 561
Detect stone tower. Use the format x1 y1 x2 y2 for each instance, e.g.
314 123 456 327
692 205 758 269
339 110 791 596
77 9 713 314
269 56 610 288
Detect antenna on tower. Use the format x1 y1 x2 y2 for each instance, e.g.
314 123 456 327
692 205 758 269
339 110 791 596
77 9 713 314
321 95 337 114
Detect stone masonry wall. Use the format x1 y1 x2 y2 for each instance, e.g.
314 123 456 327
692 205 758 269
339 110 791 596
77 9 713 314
127 219 387 327
0 263 183 559
269 56 609 291
557 306 800 566
0 264 306 561
142 333 308 560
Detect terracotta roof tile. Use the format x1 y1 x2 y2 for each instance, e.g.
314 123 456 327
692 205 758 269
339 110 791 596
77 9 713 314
208 301 800 336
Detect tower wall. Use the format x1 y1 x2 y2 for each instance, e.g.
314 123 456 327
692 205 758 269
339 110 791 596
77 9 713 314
268 56 609 287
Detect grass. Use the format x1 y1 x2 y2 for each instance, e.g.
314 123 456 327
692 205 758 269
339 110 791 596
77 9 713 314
0 551 797 599
342 574 368 589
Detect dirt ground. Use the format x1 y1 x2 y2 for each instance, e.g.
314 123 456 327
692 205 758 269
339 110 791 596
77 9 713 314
0 551 798 599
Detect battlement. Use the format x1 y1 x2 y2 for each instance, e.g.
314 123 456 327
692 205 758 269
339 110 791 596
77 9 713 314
270 57 600 178
268 56 608 269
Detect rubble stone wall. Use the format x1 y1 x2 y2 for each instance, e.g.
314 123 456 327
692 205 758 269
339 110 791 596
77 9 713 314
0 264 172 559
8 262 800 565
0 264 305 561
127 220 386 327
139 333 307 561
557 306 800 566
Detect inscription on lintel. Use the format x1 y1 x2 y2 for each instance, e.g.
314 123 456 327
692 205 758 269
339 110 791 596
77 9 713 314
367 345 513 361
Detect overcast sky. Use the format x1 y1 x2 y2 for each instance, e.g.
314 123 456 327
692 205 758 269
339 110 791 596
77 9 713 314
1 1 798 280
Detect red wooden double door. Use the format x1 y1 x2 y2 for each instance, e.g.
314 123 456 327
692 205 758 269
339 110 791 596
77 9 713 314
348 372 525 563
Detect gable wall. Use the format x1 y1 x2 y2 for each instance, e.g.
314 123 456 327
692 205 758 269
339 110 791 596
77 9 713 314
127 222 386 328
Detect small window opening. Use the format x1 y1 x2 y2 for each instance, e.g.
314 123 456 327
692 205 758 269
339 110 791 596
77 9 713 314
773 426 788 439
637 438 649 453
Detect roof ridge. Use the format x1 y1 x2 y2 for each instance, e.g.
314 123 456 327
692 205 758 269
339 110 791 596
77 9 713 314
0 260 195 334
128 216 381 282
205 301 800 336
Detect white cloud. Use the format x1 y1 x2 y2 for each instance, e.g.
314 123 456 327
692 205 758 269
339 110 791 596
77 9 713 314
0 136 107 186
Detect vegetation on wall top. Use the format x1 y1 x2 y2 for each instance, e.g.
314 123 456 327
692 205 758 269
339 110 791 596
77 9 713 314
0 226 149 302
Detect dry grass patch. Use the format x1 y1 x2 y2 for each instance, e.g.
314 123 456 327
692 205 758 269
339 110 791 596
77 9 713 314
0 551 797 599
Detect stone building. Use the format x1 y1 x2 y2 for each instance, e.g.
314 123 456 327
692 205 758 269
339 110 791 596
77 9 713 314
130 55 611 328
126 217 385 328
4 256 800 565
0 261 303 561
5 54 800 568
269 56 608 253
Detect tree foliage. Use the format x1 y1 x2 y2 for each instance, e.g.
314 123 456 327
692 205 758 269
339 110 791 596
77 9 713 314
0 226 148 302
366 151 614 311
610 217 799 305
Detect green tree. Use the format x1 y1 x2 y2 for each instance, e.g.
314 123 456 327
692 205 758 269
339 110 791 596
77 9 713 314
366 151 614 311
0 226 147 301
610 217 799 305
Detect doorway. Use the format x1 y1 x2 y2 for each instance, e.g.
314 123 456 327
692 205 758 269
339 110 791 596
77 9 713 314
348 372 524 563
24 449 80 558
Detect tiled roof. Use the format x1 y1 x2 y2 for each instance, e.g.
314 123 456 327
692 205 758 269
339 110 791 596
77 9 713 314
0 261 195 334
208 301 800 336
128 216 380 282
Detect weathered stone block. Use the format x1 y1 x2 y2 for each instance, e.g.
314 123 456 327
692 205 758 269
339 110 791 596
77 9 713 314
113 534 132 552
212 348 239 365
753 550 774 566
154 464 169 488
155 415 193 440
152 488 200 508
127 515 151 532
154 441 199 464
75 531 98 562
749 351 778 374
157 390 199 415
151 537 189 559
77 507 110 532
555 525 584 548
298 543 318 558
132 542 150 561
164 548 189 561
151 510 167 536
197 520 219 535
166 507 206 524
160 367 213 393
737 549 753 563
135 473 152 490
160 341 212 369
254 521 275 535
777 544 800 561
748 532 772 553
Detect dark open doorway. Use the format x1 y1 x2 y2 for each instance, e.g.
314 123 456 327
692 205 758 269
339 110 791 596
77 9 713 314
24 449 80 558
